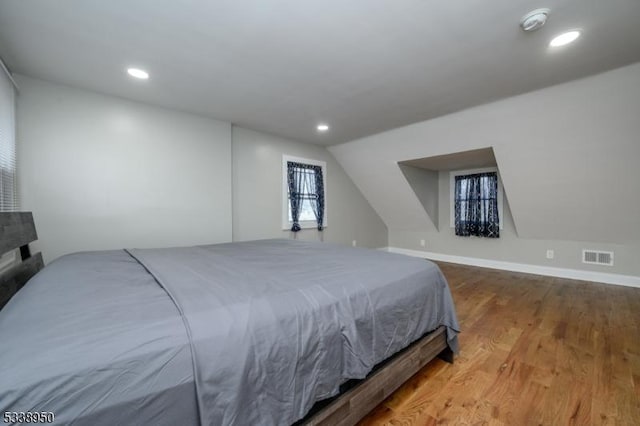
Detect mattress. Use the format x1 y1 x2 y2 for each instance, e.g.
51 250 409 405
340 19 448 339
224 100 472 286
0 239 459 425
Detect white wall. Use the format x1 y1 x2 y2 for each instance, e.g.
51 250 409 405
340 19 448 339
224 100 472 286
232 127 387 249
15 76 387 262
330 63 640 277
16 75 232 263
390 171 640 276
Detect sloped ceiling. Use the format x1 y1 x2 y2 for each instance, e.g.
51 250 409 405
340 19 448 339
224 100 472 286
328 64 640 244
1 1 640 145
402 148 497 171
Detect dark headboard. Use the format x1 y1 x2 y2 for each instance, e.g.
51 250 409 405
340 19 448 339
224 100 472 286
0 212 44 309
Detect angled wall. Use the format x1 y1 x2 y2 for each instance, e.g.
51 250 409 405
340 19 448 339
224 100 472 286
329 63 640 276
398 164 439 231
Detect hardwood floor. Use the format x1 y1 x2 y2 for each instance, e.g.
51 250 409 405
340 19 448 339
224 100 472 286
359 262 640 425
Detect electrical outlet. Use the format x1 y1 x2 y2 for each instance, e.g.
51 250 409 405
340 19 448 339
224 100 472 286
546 249 554 259
352 240 357 247
420 239 426 247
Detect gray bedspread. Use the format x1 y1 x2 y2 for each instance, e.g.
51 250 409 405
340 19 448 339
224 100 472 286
0 239 459 425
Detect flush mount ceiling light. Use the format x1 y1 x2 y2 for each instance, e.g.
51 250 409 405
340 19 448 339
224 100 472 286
549 30 581 47
316 124 329 132
520 8 550 32
127 68 149 79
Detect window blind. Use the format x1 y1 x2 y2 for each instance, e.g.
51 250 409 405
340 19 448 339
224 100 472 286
0 62 18 212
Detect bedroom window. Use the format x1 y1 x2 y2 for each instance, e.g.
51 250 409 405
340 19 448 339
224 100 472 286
0 60 18 212
282 155 326 231
450 168 502 238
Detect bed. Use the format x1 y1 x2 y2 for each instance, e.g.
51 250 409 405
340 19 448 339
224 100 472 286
0 212 459 425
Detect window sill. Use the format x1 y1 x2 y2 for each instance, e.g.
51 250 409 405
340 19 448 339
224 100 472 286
282 221 328 231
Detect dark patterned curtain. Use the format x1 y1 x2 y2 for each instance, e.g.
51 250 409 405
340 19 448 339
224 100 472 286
454 172 499 238
309 166 324 230
287 162 324 232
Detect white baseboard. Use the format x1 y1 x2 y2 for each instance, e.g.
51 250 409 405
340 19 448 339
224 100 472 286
381 247 640 288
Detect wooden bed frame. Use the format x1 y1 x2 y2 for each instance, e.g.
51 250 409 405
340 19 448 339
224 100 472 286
300 326 452 425
0 211 453 426
0 212 44 309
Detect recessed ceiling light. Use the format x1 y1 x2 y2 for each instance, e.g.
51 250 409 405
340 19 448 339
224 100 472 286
549 31 581 47
317 124 329 132
127 68 149 79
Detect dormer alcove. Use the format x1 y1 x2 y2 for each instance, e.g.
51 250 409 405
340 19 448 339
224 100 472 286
399 147 502 233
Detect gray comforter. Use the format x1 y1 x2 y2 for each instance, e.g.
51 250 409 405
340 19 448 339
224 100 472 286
0 239 459 425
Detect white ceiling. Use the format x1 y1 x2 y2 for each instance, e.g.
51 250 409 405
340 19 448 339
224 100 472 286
1 0 639 145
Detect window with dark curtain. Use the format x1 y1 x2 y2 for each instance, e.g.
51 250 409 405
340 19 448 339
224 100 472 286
454 172 499 238
287 161 324 232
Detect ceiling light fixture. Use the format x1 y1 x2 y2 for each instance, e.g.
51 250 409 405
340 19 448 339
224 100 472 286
520 8 550 32
317 124 329 132
549 30 581 47
127 68 149 79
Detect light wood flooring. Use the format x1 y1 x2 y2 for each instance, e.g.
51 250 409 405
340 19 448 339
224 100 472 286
359 262 640 425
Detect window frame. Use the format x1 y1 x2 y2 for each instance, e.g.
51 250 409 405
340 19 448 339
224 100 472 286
0 60 18 212
449 167 504 230
282 155 327 230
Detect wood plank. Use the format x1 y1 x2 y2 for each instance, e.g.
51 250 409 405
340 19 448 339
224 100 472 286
0 252 44 309
0 212 39 255
303 327 449 426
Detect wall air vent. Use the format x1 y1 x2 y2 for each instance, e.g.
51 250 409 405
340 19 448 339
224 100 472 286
582 250 614 266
